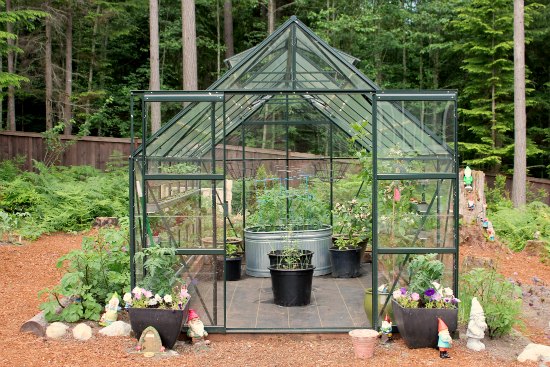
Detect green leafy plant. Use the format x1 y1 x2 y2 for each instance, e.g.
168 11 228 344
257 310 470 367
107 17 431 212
459 268 523 338
134 244 182 295
406 253 445 295
332 198 371 249
39 221 131 322
226 243 241 258
0 210 29 244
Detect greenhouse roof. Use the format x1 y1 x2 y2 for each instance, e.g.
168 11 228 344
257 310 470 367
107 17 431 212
142 16 452 160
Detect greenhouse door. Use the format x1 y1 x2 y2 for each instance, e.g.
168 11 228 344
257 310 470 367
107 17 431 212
370 91 459 329
130 92 228 333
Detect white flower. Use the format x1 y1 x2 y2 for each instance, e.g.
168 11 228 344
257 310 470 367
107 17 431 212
443 287 454 297
155 294 162 302
392 290 402 299
164 295 173 304
132 287 142 296
432 281 442 293
148 298 158 306
123 292 133 304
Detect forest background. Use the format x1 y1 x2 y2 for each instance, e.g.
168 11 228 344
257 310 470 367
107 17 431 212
0 0 548 179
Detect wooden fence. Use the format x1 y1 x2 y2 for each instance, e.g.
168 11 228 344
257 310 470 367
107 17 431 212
1 131 549 204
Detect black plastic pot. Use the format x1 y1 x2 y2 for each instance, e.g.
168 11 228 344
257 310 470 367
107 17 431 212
391 299 458 348
128 302 190 349
267 250 313 268
225 256 242 281
329 247 361 278
268 265 315 306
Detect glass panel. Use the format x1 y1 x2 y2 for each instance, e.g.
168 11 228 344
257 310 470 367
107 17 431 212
143 179 224 250
178 254 225 327
377 179 455 248
376 100 455 174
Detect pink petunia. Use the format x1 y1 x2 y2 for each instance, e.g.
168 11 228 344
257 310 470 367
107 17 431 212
394 187 401 202
411 292 420 301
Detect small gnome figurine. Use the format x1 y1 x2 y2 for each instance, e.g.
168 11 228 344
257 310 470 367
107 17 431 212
463 166 473 192
187 309 210 345
379 314 393 343
99 292 120 326
437 317 452 359
466 297 487 351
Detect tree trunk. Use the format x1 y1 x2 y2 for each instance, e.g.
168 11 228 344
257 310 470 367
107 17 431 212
63 1 73 135
6 0 16 131
268 0 276 34
85 4 101 124
150 0 161 133
216 0 221 77
223 0 234 59
45 3 53 130
182 0 197 90
512 0 526 207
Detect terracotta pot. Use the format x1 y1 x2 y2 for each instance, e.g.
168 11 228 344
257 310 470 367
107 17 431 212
349 329 379 359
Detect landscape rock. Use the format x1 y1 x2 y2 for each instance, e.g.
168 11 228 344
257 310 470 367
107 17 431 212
517 343 550 363
72 323 93 341
46 322 69 339
99 321 131 337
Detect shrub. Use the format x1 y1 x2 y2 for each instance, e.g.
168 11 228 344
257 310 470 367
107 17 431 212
39 220 130 322
459 268 523 338
490 201 550 252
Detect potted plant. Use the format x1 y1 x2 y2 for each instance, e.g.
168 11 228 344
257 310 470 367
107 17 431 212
330 199 371 277
390 254 460 348
245 184 332 277
225 242 243 281
124 285 191 349
268 235 316 307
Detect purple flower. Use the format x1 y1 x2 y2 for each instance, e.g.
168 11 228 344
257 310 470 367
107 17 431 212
424 288 436 297
443 297 451 303
400 287 407 295
411 292 420 301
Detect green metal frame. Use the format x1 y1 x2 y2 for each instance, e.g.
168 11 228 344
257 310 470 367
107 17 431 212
129 16 460 334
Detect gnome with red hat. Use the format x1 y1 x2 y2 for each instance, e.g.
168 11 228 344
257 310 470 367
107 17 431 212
379 314 393 343
187 309 210 345
437 317 452 359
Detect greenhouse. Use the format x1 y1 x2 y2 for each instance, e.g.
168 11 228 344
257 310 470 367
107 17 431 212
129 16 458 333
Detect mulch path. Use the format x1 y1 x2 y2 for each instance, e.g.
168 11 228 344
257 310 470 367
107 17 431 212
0 229 545 367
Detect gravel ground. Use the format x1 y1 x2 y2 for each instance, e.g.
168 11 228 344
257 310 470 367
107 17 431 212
0 230 546 367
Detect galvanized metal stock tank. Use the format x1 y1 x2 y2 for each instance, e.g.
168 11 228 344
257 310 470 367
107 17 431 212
244 225 333 277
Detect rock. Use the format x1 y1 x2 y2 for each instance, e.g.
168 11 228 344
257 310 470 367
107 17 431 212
99 321 131 337
93 217 118 228
517 343 550 363
73 323 93 341
46 322 69 339
462 255 495 271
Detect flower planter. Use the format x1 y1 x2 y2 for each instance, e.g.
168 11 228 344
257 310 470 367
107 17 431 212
329 247 361 278
128 302 190 349
225 256 242 281
364 288 393 327
245 225 332 277
391 299 458 348
269 265 315 306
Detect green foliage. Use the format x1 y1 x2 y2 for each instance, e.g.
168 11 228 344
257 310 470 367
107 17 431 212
0 162 128 239
406 254 445 295
134 244 181 295
459 268 523 338
0 156 25 182
490 201 550 252
0 210 29 244
39 222 130 322
485 174 512 212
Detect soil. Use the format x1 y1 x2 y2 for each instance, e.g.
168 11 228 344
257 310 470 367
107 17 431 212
0 227 548 367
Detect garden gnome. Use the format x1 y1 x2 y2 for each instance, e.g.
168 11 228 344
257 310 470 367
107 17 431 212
466 297 487 351
187 309 210 345
99 292 120 326
437 318 452 359
379 314 393 343
463 166 473 192
486 222 495 241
